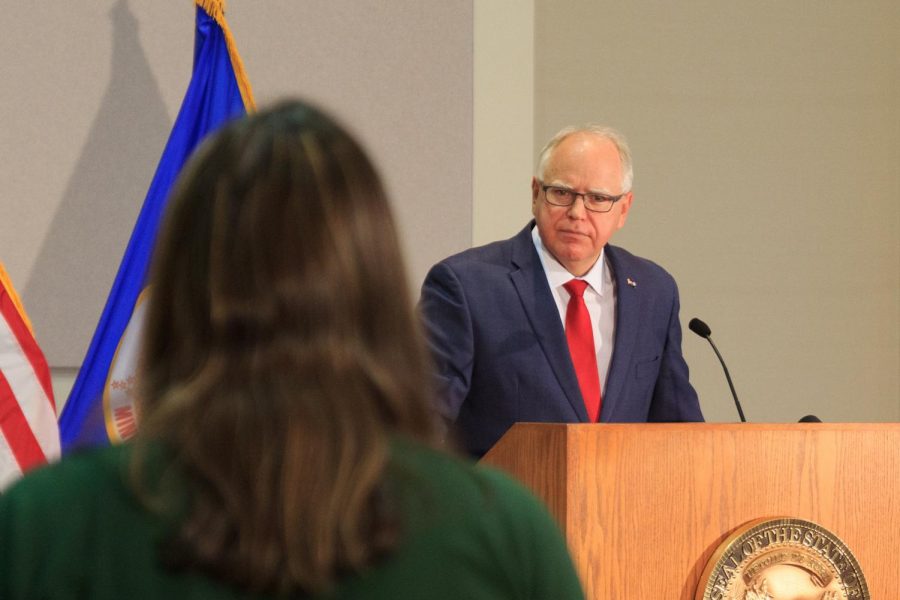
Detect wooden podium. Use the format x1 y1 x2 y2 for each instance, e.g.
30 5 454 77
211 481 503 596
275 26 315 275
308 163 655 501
480 423 899 599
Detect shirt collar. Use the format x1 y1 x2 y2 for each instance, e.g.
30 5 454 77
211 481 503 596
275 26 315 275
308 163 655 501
531 225 608 295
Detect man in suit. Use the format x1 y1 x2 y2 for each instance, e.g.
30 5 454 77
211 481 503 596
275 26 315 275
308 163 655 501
419 125 704 457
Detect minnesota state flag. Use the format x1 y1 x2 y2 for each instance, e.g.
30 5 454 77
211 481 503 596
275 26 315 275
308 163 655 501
59 0 255 451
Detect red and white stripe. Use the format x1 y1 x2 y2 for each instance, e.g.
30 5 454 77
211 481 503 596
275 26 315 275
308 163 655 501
0 274 59 491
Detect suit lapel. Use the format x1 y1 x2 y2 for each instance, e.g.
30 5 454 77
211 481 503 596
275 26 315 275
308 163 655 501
508 224 589 422
601 245 639 421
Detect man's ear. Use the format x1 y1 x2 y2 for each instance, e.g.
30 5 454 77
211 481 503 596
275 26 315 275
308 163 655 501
531 177 541 210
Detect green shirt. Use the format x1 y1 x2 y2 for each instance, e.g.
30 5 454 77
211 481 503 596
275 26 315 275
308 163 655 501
0 441 584 600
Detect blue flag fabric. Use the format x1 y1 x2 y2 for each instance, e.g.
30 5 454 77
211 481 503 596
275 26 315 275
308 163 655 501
60 5 251 451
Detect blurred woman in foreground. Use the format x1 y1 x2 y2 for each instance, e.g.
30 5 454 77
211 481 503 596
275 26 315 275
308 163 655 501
0 100 583 599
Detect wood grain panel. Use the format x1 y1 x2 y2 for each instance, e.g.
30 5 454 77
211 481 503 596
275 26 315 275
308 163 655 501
482 423 900 600
482 422 569 524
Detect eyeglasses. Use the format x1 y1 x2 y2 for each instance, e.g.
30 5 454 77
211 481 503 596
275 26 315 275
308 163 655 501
540 183 625 213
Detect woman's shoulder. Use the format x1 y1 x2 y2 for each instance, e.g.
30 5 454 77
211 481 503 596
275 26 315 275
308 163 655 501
388 437 568 549
0 445 135 577
391 438 541 506
2 444 130 506
378 438 584 599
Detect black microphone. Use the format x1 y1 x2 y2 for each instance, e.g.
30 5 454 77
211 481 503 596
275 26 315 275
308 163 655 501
798 415 822 423
688 317 746 423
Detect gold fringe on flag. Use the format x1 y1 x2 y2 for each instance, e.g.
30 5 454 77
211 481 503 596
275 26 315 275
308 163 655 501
194 0 257 112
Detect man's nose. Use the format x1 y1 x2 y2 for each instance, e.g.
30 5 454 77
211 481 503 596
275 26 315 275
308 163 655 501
566 194 588 217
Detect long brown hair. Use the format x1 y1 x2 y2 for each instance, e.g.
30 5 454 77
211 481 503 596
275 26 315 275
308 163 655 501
134 100 439 594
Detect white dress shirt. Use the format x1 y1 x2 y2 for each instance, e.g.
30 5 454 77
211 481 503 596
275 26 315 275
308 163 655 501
532 226 616 396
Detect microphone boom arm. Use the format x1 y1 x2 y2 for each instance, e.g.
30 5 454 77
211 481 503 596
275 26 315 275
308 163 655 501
704 336 746 423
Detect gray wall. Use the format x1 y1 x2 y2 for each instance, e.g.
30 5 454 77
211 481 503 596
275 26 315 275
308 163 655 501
0 2 473 398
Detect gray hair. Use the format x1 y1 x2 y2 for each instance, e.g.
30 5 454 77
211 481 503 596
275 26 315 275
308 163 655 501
535 125 633 193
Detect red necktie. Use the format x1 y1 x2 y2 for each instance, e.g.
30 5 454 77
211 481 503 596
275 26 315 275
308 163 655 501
563 279 601 422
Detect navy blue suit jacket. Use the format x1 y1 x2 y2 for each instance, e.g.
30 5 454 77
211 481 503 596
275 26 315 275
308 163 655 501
419 222 703 457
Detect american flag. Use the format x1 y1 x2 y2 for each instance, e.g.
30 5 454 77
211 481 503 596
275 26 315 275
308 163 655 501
0 262 59 490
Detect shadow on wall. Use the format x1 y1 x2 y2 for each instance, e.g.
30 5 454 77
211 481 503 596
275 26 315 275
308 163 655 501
23 0 172 368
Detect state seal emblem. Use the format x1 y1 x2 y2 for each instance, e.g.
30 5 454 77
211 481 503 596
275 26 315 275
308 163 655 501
696 517 869 600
